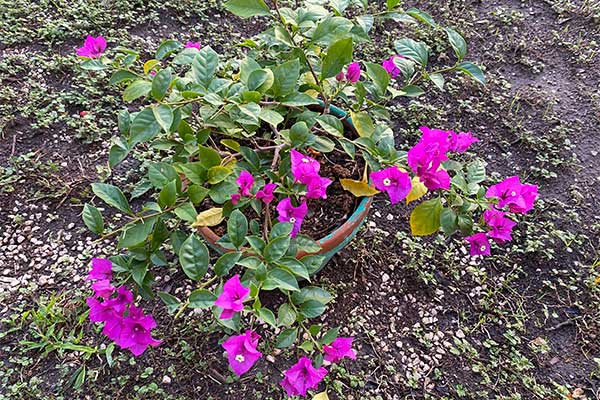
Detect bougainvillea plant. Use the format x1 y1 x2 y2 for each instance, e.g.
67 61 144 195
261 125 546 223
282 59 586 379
78 0 537 396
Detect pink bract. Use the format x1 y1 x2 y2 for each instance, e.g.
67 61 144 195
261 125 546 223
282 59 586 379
485 176 538 214
185 41 202 50
323 337 357 364
370 166 412 204
276 197 308 237
236 170 254 197
256 183 277 204
465 233 491 256
280 356 327 397
76 35 107 59
214 275 250 319
117 305 161 356
484 209 517 243
222 330 262 376
290 149 320 185
345 62 361 83
87 257 113 281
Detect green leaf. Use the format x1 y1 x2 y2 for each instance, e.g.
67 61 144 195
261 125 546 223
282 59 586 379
197 146 222 169
151 68 172 101
214 251 242 276
259 108 284 126
401 84 425 97
365 62 390 96
409 197 442 236
278 257 310 281
158 180 177 208
158 292 181 314
276 328 298 348
263 268 300 291
188 184 210 204
429 73 445 90
277 303 297 327
281 93 319 107
189 289 216 308
91 183 132 214
406 7 437 27
457 62 486 85
245 236 266 255
148 162 179 188
228 209 248 249
311 16 353 46
155 39 182 60
394 38 429 67
123 80 152 102
316 115 344 137
223 0 271 18
467 160 486 183
350 111 374 138
80 59 107 70
264 236 291 262
321 37 353 79
257 307 277 328
118 218 157 248
320 326 340 345
192 46 219 87
82 203 104 234
109 70 138 85
130 108 160 145
292 286 333 305
289 121 313 147
269 222 294 240
440 208 458 235
312 136 335 152
152 105 174 133
174 202 197 223
446 28 467 60
247 69 273 92
386 0 400 9
207 165 232 184
272 59 300 97
299 300 326 318
294 235 321 253
179 234 209 281
108 138 130 168
301 255 326 275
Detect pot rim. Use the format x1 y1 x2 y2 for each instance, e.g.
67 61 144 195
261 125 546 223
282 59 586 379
197 196 372 258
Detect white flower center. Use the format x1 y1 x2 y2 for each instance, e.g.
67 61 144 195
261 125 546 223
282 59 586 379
235 354 245 363
480 245 487 252
511 191 517 196
289 217 296 223
383 178 392 187
301 158 310 163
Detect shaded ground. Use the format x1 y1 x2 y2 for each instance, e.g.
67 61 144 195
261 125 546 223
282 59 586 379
1 0 600 399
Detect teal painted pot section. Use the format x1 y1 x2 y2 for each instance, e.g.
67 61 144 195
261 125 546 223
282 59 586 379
197 103 371 273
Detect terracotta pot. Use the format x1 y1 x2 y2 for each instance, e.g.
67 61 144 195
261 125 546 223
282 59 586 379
197 104 372 273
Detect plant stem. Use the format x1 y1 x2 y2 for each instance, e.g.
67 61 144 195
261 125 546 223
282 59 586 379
272 0 329 112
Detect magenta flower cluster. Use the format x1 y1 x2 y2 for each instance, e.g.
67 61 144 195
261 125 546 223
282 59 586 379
213 275 356 395
231 170 277 205
369 126 479 205
86 258 160 356
466 176 538 256
408 126 479 191
336 62 361 83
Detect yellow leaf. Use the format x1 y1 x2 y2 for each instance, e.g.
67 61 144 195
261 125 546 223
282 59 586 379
350 111 375 138
192 207 223 227
406 176 428 204
340 178 379 197
143 59 160 75
594 275 600 286
312 392 329 400
409 198 442 236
